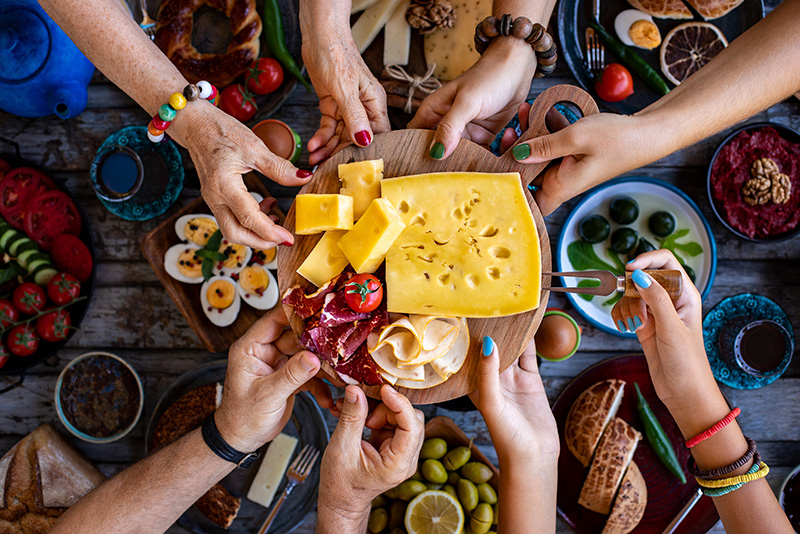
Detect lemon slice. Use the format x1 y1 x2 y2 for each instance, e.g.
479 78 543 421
404 490 464 534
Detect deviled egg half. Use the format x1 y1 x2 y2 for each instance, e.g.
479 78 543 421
213 239 252 277
236 264 279 310
175 214 219 246
164 243 204 284
251 247 278 270
201 276 241 327
614 9 661 49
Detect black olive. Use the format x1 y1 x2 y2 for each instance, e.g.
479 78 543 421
648 211 676 237
610 228 639 254
609 196 639 224
579 214 611 243
683 264 696 283
631 237 658 259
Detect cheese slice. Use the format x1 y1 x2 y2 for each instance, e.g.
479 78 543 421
297 230 349 287
351 0 405 53
384 0 411 65
382 172 541 317
424 0 491 80
337 198 406 273
247 433 298 509
295 194 354 235
339 159 384 220
351 0 381 13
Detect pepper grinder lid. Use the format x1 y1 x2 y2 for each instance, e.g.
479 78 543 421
0 5 51 83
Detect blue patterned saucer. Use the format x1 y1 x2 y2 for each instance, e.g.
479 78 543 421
90 126 184 221
703 293 794 389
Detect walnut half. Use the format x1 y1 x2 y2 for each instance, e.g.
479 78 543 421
771 172 792 204
742 177 772 206
751 157 780 179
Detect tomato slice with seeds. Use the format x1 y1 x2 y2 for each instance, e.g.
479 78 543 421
0 167 57 230
23 190 81 250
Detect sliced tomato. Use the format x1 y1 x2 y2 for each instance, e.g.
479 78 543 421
0 167 57 230
8 324 39 357
47 273 81 305
50 234 93 283
0 298 19 328
344 274 383 313
23 190 81 250
36 308 72 342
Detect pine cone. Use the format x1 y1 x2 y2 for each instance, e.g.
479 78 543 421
406 0 457 35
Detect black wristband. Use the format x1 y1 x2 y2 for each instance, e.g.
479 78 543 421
201 413 261 469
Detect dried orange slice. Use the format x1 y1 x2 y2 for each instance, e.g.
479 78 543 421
660 22 728 85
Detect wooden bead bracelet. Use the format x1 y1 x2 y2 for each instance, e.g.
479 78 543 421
701 461 762 497
147 81 218 143
697 461 770 490
687 436 760 479
474 15 557 78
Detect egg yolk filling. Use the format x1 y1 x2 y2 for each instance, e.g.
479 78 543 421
254 248 277 265
184 217 219 246
218 242 248 269
239 266 269 296
629 20 661 49
207 280 235 309
177 249 202 278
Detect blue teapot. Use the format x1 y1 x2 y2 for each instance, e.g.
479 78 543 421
0 0 95 119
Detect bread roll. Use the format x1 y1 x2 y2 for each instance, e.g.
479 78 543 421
687 0 745 19
625 0 691 18
565 379 626 467
602 462 647 534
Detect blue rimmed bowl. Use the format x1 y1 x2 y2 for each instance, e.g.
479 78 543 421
556 176 718 338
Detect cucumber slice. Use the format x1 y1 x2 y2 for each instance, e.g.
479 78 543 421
0 228 19 251
13 241 37 257
8 236 34 256
0 222 10 237
32 265 57 286
18 251 49 269
26 257 51 274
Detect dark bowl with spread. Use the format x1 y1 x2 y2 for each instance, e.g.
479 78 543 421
707 122 800 243
54 352 144 444
780 464 800 532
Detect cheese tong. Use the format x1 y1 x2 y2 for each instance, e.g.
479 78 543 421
543 270 682 299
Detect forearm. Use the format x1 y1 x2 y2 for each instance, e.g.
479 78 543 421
496 454 558 534
300 0 351 43
315 500 370 534
51 429 235 534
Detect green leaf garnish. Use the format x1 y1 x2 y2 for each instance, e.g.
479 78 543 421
567 241 622 275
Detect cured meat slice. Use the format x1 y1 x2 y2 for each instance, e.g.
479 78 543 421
319 291 369 327
307 321 358 365
339 303 389 361
281 271 350 319
336 344 383 385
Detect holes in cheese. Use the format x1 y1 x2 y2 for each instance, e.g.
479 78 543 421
295 194 354 235
246 433 298 509
337 198 406 274
338 159 384 220
296 230 349 287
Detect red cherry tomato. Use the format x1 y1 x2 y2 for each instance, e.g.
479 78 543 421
36 308 72 343
0 167 57 230
47 273 81 305
8 324 39 356
246 58 284 96
13 282 46 315
595 63 634 102
0 342 10 369
218 84 258 122
343 274 383 313
0 298 19 328
50 234 93 283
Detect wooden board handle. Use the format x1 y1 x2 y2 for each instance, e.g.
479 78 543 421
623 270 682 299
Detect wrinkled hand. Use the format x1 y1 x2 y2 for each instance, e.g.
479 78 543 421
409 39 536 158
319 385 424 516
215 308 333 452
611 250 716 412
469 337 559 462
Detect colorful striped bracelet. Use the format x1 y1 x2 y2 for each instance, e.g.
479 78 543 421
147 81 217 143
701 461 763 497
697 461 769 489
685 407 741 449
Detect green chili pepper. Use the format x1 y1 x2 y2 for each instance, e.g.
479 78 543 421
589 22 670 96
634 383 687 483
263 0 312 91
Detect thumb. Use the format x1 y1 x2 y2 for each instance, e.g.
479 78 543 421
251 142 313 187
476 336 502 409
630 269 685 333
332 385 369 444
429 96 477 160
263 351 320 401
336 93 373 147
512 126 578 164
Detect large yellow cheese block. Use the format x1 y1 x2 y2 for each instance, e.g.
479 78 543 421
295 194 354 235
424 0 491 81
297 230 349 287
338 159 384 220
382 172 541 317
338 198 406 273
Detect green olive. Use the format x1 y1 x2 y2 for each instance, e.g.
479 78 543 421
609 196 639 224
447 471 461 485
457 478 479 512
384 487 398 500
461 462 493 484
579 214 611 243
470 503 493 534
648 211 676 237
476 483 497 504
442 484 458 499
390 529 406 534
372 495 388 508
409 470 424 482
420 437 448 459
368 508 388 533
424 482 442 490
609 228 638 254
422 459 448 484
443 446 471 471
389 500 406 529
396 480 427 501
492 503 498 525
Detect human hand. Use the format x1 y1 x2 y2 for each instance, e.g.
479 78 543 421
409 38 536 158
318 385 424 518
215 308 333 453
469 336 559 464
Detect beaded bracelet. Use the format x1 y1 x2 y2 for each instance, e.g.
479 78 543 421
697 461 769 489
685 407 741 449
147 80 218 143
688 436 759 479
474 15 557 78
701 461 762 498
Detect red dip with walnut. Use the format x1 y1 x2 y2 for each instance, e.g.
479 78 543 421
710 127 800 239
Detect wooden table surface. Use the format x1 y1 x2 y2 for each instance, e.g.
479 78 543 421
0 3 798 532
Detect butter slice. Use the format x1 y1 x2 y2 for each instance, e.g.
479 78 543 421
338 198 406 274
295 194 354 235
339 159 384 220
247 433 298 509
297 230 349 287
351 0 405 53
424 0 491 81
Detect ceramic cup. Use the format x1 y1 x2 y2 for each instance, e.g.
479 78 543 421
92 145 144 202
779 463 800 531
535 309 582 362
733 319 794 378
251 119 301 163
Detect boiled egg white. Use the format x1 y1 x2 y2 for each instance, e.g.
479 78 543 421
614 9 661 49
200 276 241 327
249 192 264 204
164 243 205 284
251 247 279 270
236 265 279 310
213 240 252 277
175 214 219 246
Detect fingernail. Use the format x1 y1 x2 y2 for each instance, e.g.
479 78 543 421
513 143 531 161
616 319 627 333
300 352 317 372
627 318 636 332
296 169 313 178
631 269 652 288
345 388 357 404
626 259 635 265
528 184 539 192
269 214 280 223
261 197 277 210
430 142 445 160
482 336 495 357
634 316 642 329
355 130 371 147
281 241 293 247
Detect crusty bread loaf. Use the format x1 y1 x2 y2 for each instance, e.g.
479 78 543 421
602 462 647 534
625 0 691 18
579 417 642 515
565 379 626 467
687 0 745 19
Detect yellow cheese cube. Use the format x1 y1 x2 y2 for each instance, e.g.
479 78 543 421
295 194 354 235
338 198 406 273
338 159 384 220
297 231 349 287
382 172 541 317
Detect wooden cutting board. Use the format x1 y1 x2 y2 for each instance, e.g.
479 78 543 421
278 85 598 404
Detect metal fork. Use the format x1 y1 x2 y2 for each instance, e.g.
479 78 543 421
585 27 604 74
257 444 320 534
543 270 682 299
138 0 157 39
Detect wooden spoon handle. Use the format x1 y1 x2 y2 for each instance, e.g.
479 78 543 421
623 270 683 299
